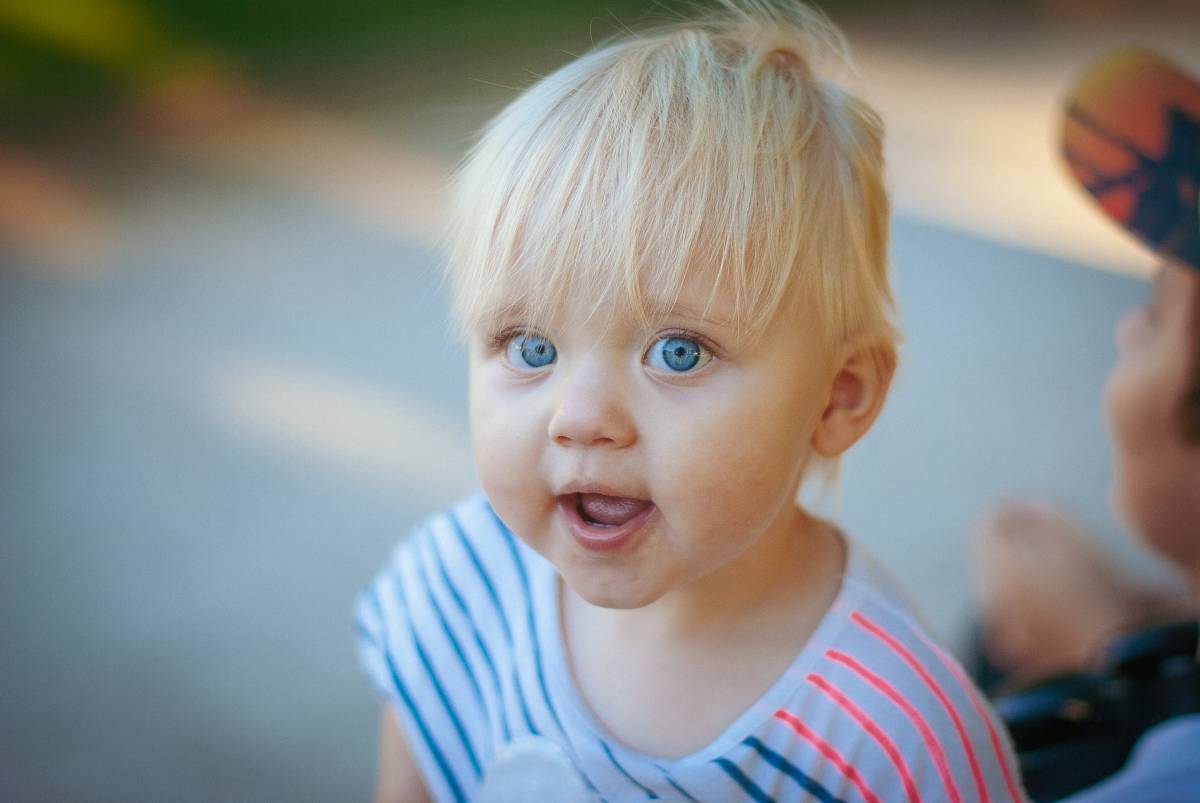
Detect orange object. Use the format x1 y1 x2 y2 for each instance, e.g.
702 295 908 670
1061 49 1199 270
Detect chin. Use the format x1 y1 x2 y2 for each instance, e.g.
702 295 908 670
1114 481 1190 568
560 566 666 610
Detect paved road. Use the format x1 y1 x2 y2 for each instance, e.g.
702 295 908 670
1 167 1149 800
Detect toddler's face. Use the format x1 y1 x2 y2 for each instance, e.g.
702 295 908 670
1104 262 1200 572
467 281 835 609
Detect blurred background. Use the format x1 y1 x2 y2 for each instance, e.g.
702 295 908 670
2 0 1197 800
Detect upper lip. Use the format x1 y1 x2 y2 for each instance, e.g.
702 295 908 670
553 480 649 501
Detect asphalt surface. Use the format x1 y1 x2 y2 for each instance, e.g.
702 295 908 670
1 163 1150 800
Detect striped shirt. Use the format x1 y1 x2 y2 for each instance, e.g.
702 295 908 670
354 492 1028 802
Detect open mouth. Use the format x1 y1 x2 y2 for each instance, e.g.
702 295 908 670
575 492 653 527
558 492 656 552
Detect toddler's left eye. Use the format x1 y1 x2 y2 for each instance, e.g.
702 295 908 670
646 336 711 373
505 332 557 369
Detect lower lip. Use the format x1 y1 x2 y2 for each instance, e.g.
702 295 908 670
558 496 657 553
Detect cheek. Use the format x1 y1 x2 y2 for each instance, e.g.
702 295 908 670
653 379 813 527
1103 351 1192 547
1103 361 1139 456
1104 357 1156 505
468 378 547 518
1103 344 1172 461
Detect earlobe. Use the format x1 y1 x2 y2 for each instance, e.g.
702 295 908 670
811 343 896 458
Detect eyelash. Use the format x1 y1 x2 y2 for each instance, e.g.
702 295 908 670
486 327 722 363
643 328 721 365
486 326 542 351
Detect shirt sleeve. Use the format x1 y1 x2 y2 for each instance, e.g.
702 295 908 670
353 522 494 803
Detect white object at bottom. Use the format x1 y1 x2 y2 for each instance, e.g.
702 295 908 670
478 736 597 803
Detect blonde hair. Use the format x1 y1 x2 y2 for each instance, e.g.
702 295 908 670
445 0 898 353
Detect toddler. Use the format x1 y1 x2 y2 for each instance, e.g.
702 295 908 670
356 2 1025 800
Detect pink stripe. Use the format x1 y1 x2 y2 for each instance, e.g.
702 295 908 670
910 621 1025 803
775 708 883 803
806 672 921 803
828 649 962 803
851 611 989 802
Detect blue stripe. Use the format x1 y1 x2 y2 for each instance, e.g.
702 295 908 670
487 505 569 739
364 583 385 624
484 507 608 800
414 531 488 720
655 766 700 803
714 758 773 803
428 523 512 742
396 568 484 779
506 663 538 735
600 741 659 799
353 619 376 646
446 510 514 642
447 509 538 735
357 586 387 644
382 636 467 803
744 737 844 803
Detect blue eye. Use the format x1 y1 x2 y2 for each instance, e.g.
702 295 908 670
506 333 556 369
647 336 710 373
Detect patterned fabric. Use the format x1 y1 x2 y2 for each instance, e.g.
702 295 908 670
1061 48 1200 271
355 493 1027 802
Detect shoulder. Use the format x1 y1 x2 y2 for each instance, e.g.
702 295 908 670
354 492 527 674
793 542 1028 802
358 494 525 607
353 493 524 802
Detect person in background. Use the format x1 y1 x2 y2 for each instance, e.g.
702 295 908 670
973 47 1200 802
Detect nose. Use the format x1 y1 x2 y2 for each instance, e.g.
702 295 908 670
1114 306 1147 352
547 361 637 449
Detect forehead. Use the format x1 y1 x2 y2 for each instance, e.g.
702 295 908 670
475 251 744 324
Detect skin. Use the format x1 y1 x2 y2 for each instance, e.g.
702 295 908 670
466 281 894 755
1104 261 1200 589
373 708 431 803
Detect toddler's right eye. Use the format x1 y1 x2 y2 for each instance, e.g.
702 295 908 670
505 333 557 369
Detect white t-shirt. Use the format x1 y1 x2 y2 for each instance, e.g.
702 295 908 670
355 492 1027 802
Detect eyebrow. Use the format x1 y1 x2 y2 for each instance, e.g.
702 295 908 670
475 299 534 327
644 299 735 328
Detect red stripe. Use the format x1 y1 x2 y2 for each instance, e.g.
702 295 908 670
775 708 883 803
851 611 989 802
910 622 1025 803
828 649 962 803
806 672 921 803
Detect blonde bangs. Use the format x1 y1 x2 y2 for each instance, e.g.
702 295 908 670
446 0 898 351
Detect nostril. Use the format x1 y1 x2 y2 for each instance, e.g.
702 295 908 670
548 399 635 448
552 432 619 448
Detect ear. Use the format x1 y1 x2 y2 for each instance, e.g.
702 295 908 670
811 342 896 458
